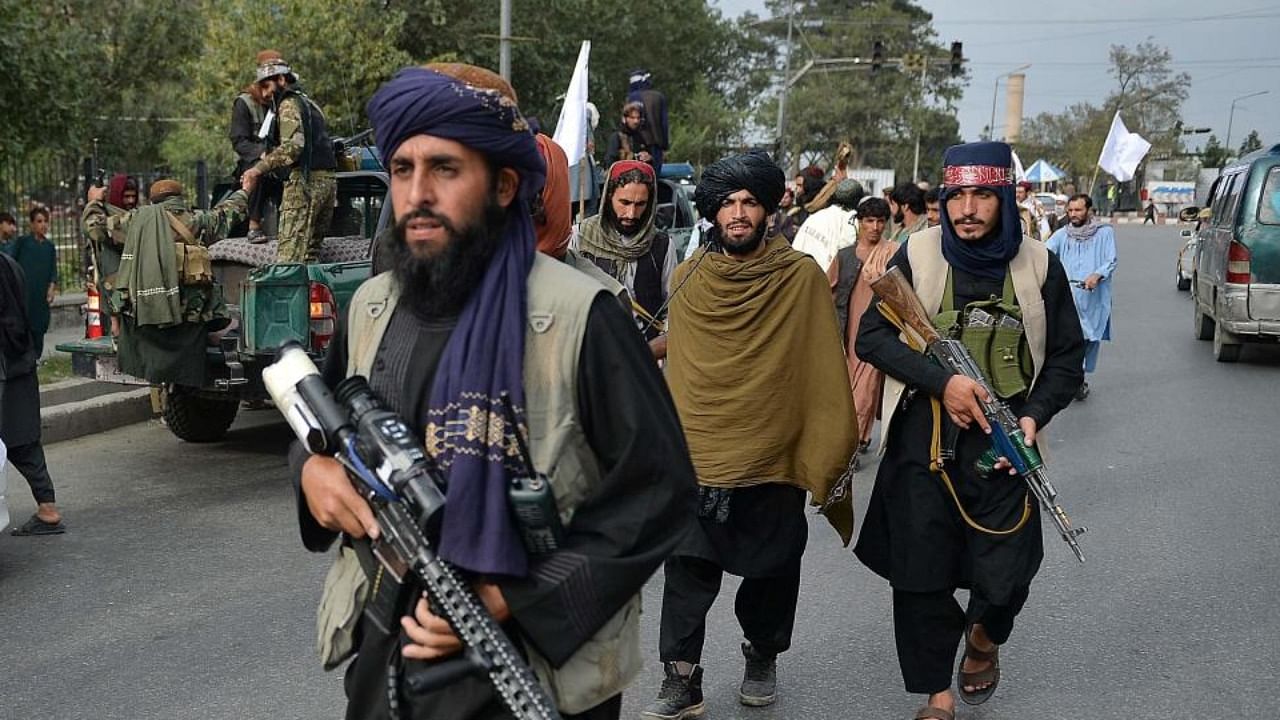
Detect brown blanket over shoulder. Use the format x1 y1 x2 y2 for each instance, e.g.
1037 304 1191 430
666 235 859 541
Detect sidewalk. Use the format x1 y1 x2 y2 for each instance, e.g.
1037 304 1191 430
39 316 158 444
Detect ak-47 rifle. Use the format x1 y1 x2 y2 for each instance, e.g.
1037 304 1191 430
870 266 1087 562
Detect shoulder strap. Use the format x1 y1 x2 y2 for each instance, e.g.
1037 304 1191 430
164 211 196 245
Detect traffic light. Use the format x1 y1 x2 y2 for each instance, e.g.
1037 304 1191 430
872 40 885 72
950 41 963 75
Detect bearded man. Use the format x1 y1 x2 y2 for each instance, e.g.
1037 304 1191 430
533 133 628 305
292 64 696 720
826 197 898 454
574 160 675 342
1045 193 1116 400
888 182 929 244
854 142 1084 720
642 152 858 719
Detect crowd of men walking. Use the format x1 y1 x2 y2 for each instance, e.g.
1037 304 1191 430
0 52 1122 720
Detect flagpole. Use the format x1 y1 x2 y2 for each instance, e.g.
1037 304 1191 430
578 160 587 221
1088 164 1100 199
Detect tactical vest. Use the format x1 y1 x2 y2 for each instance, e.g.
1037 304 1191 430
877 226 1048 454
277 87 337 174
236 92 266 131
343 255 642 714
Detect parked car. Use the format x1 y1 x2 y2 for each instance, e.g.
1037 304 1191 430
1189 143 1280 362
655 178 699 259
1176 229 1196 291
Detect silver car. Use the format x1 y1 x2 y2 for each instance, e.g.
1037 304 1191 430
1176 229 1196 291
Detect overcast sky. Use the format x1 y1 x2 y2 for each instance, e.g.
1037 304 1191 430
712 0 1280 152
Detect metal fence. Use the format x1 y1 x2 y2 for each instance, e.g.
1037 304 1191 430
0 157 215 290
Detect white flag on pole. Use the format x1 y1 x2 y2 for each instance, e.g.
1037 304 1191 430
553 41 591 165
1097 112 1151 182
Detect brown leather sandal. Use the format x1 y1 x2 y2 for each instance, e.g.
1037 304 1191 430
956 632 1001 706
913 705 955 720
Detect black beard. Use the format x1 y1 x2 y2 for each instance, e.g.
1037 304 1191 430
717 220 768 256
390 199 507 319
893 210 905 225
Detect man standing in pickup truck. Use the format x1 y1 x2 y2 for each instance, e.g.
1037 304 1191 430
240 55 337 264
83 180 248 386
229 50 285 243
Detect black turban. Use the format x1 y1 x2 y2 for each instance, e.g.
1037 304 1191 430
693 151 787 221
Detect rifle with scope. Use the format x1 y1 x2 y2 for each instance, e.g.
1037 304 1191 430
263 342 563 720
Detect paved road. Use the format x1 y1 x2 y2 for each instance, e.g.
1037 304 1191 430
3 223 1276 719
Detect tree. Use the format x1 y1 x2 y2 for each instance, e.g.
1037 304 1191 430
750 0 965 181
393 0 768 169
1238 130 1262 156
1200 134 1229 168
163 0 412 174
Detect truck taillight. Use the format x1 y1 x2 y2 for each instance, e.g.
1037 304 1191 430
309 282 336 351
1226 241 1252 284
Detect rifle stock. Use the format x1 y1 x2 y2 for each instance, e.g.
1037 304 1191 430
869 266 942 350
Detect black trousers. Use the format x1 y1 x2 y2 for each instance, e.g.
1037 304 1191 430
891 585 1030 694
247 173 283 224
7 440 56 504
658 553 802 664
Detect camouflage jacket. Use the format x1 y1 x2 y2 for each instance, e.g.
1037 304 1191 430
254 93 307 175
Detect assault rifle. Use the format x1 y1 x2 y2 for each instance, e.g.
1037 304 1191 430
870 267 1087 562
263 343 562 720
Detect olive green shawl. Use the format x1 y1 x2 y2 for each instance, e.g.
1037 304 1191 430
666 235 859 542
116 200 183 327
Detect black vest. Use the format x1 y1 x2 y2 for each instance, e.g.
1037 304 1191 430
276 86 337 173
832 244 862 349
585 232 670 340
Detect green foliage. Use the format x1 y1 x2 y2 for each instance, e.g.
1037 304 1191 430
2 0 767 176
1200 134 1229 169
0 2 101 160
752 0 965 181
163 0 412 175
1238 130 1262 156
394 0 767 167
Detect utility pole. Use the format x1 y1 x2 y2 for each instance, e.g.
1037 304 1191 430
912 59 926 181
774 3 795 168
499 0 512 82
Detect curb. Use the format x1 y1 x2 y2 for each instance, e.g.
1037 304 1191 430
40 388 156 445
39 377 126 408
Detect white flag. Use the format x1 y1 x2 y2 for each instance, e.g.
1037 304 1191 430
553 41 591 165
1011 149 1027 182
1097 112 1151 182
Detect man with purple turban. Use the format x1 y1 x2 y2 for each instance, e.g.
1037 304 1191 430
292 64 696 720
854 142 1085 720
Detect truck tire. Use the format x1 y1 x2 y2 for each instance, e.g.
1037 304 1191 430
162 386 240 442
